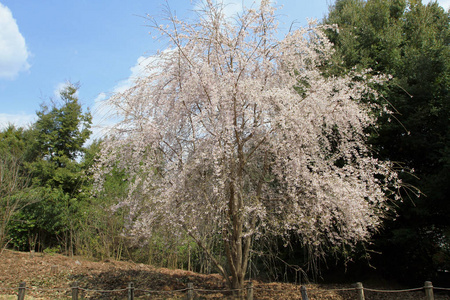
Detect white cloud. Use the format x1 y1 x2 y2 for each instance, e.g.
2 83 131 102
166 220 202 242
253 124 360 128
89 55 156 142
0 3 30 80
0 112 36 130
53 81 80 99
220 0 249 18
90 92 115 142
111 56 155 94
53 82 68 99
438 0 450 10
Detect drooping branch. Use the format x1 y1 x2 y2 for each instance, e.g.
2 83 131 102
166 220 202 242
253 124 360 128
184 226 231 287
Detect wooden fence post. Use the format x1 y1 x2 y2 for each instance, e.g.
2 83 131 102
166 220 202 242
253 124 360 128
247 281 253 300
300 285 309 300
187 282 194 300
17 282 26 300
424 281 434 300
355 282 365 300
128 282 134 300
72 281 79 300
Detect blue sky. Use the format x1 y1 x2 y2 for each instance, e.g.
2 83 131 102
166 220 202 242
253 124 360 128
0 0 448 141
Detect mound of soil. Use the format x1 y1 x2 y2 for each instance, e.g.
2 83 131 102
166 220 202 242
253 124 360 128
1 249 449 299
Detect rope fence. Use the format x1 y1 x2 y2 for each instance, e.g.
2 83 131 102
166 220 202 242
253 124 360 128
2 280 449 300
363 287 424 293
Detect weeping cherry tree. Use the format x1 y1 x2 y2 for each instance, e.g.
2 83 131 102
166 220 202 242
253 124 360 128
94 0 401 291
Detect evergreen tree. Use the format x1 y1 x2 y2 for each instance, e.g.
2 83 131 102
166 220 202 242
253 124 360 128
10 82 92 253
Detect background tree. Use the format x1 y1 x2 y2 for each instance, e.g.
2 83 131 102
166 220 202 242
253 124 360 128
10 82 92 254
324 0 450 283
95 1 402 292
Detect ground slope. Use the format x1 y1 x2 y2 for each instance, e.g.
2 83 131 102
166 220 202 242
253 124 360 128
0 250 448 299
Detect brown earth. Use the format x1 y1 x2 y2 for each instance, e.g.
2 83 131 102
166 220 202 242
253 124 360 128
0 249 449 299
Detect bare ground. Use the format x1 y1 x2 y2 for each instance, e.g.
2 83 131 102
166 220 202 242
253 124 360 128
0 249 449 299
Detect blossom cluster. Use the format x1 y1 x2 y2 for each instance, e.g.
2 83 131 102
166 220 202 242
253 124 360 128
94 1 400 257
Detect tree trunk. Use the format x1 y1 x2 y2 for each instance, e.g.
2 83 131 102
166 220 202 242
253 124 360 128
226 233 252 299
225 180 253 298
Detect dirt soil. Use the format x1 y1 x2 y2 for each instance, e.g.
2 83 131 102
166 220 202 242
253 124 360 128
1 249 449 299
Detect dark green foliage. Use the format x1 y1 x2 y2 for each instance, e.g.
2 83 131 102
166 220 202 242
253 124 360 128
324 0 450 283
8 82 92 253
0 125 35 162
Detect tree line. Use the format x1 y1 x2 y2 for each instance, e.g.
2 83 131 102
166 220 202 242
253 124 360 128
0 0 448 289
